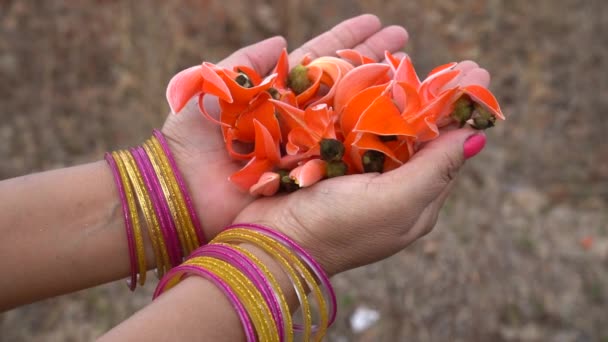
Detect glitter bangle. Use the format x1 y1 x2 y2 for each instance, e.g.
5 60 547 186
153 129 206 245
114 151 147 286
154 264 257 342
149 135 198 252
229 223 337 327
141 142 183 267
213 229 315 341
145 139 194 255
191 244 290 341
105 152 138 290
194 257 280 341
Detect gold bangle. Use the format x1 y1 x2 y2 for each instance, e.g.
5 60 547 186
120 149 170 277
216 243 294 342
149 136 200 252
213 230 315 341
113 151 147 285
143 140 190 258
191 257 280 342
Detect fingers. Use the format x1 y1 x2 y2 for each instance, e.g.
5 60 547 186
218 36 287 75
385 128 482 205
351 25 408 61
458 67 490 88
409 179 456 237
288 14 382 66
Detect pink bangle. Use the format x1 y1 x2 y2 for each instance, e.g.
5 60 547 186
153 129 206 245
130 147 180 267
154 264 256 342
225 223 338 327
104 152 138 290
190 244 286 341
132 146 183 266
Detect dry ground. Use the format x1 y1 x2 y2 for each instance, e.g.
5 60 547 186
1 0 607 341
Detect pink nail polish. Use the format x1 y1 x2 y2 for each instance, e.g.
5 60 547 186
463 134 486 159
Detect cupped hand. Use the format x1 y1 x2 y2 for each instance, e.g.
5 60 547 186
160 14 409 238
234 127 487 276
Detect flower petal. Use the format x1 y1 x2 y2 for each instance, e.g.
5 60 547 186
201 63 233 103
289 159 327 187
419 69 460 103
353 133 400 164
336 49 374 66
166 65 204 114
253 120 280 163
272 49 290 89
249 172 281 196
464 85 505 120
393 55 421 89
229 158 274 192
354 91 417 137
339 84 387 136
334 63 391 114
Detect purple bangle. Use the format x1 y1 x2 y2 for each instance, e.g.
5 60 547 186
134 146 183 266
152 129 206 245
154 265 256 342
190 245 286 341
225 223 338 327
104 152 138 291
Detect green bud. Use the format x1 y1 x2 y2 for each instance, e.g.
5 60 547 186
326 160 348 178
320 139 345 162
451 96 474 127
362 150 385 173
267 87 280 100
235 72 253 88
277 169 299 192
470 104 496 130
287 64 311 95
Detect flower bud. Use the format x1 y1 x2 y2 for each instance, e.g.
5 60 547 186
235 72 253 88
320 139 345 161
362 150 385 173
451 96 474 127
267 87 280 100
277 169 299 192
287 64 311 95
470 104 497 129
326 160 348 178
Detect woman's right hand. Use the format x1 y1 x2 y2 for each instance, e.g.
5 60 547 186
234 126 488 276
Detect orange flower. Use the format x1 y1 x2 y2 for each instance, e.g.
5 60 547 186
387 52 505 140
272 101 337 157
229 120 281 192
167 48 505 195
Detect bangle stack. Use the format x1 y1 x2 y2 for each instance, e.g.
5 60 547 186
154 223 337 342
105 129 206 290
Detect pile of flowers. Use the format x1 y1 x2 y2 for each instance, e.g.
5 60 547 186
166 49 504 196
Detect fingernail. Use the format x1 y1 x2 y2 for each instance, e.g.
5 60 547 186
463 133 486 159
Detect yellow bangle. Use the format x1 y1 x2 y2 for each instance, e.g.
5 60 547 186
143 140 191 257
213 229 318 341
113 151 147 286
190 256 280 342
119 149 170 277
216 243 294 342
149 137 200 252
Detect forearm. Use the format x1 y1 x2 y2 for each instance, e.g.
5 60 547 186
0 161 151 310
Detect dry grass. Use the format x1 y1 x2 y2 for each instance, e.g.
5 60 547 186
1 0 607 340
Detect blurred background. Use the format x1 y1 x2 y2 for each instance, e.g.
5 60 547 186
1 0 607 341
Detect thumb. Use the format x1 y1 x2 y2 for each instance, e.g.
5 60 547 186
385 128 486 204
